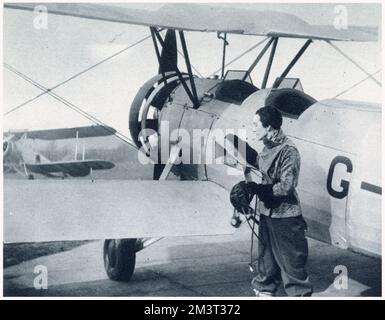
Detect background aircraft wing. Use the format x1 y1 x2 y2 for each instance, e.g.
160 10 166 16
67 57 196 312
4 179 235 243
5 3 378 42
6 125 116 141
26 159 115 176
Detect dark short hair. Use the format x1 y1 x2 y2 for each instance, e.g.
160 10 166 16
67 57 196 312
255 106 283 130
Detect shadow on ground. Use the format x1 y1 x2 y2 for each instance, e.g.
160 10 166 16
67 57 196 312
3 241 92 268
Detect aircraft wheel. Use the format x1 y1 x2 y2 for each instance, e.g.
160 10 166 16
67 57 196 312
103 239 136 281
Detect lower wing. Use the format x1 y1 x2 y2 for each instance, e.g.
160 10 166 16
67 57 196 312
4 179 235 243
26 159 115 177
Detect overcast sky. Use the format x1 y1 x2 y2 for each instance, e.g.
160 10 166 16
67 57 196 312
3 2 382 136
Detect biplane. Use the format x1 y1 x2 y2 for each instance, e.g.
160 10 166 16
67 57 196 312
4 125 116 179
3 3 381 284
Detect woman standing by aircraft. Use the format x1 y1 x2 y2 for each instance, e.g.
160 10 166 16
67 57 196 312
230 106 313 297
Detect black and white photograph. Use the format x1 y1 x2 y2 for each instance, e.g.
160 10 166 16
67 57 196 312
2 1 382 299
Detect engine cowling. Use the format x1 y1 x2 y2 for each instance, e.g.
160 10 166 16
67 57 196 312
128 72 188 150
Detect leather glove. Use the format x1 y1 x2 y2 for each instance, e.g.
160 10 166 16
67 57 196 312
246 182 282 209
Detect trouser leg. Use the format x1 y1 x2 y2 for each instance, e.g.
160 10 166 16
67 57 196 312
267 216 313 297
251 215 280 294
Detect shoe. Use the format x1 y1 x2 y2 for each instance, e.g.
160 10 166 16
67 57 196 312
253 289 274 297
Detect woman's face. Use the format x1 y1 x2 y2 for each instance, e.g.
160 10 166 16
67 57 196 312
252 114 269 141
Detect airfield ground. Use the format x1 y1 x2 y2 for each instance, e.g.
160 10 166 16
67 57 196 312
3 226 381 297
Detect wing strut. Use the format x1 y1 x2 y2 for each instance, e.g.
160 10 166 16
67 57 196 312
150 27 168 85
242 37 275 81
273 39 312 88
261 37 279 89
74 130 79 160
217 32 229 79
179 31 199 109
151 28 200 108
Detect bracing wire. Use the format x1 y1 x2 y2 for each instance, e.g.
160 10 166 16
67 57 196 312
333 69 381 99
176 48 204 78
4 63 137 148
4 33 153 117
325 40 382 87
4 28 204 117
208 37 269 78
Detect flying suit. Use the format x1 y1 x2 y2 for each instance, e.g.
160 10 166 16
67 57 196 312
250 129 313 297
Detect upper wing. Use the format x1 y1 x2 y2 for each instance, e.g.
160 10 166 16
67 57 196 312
5 3 378 42
6 125 116 141
4 179 235 243
26 159 115 176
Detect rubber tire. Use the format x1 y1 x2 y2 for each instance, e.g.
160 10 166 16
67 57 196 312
103 239 137 282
